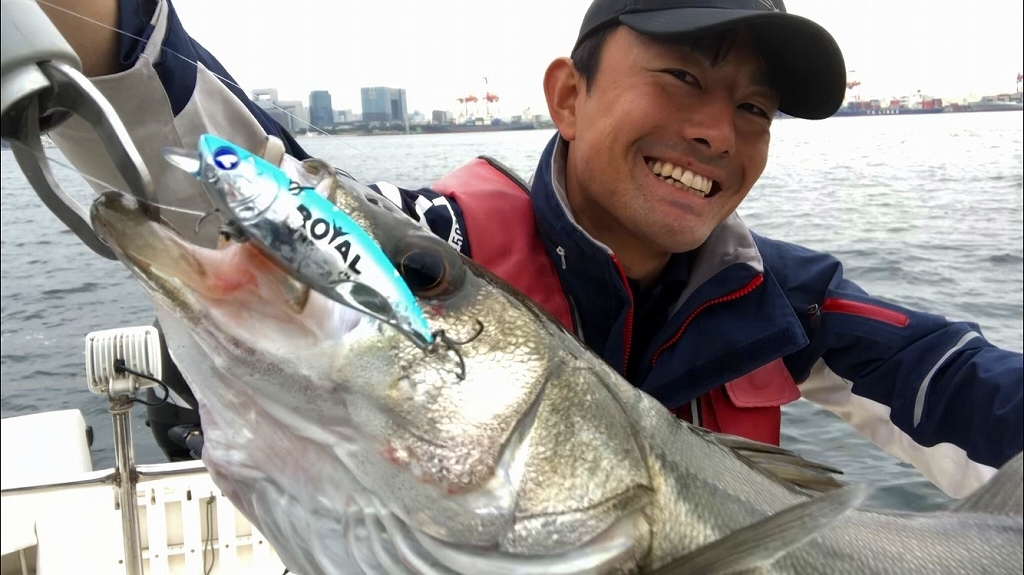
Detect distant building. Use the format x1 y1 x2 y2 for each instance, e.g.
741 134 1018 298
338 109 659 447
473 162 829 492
251 88 279 102
309 90 334 129
361 87 407 124
278 101 308 132
432 110 452 124
251 88 308 134
333 109 355 124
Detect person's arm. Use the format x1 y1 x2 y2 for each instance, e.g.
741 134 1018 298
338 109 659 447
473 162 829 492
39 0 287 248
38 0 121 77
762 237 1023 498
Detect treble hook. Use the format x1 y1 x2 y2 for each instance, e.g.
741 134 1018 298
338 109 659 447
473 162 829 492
194 210 215 236
426 319 484 380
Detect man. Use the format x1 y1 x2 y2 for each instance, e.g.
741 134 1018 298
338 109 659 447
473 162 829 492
39 0 1022 498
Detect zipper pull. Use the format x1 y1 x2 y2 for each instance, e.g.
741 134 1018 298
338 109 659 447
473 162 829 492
806 303 822 331
556 246 567 270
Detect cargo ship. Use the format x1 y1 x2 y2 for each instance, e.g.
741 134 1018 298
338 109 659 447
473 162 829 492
949 90 1023 113
825 78 945 117
776 73 1024 119
831 98 946 117
412 119 539 134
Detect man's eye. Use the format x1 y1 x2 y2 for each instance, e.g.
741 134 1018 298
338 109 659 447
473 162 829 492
739 102 771 119
666 69 700 87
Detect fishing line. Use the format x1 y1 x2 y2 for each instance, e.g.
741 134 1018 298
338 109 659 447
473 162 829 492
12 139 209 218
34 0 379 162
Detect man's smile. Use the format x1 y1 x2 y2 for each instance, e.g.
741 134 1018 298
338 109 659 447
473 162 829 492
644 158 720 198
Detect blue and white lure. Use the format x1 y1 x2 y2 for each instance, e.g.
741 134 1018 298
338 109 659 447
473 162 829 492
164 134 434 348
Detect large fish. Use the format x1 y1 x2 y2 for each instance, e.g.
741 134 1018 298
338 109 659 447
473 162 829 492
89 145 1023 574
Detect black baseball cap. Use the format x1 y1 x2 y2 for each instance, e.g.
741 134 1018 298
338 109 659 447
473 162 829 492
574 0 846 119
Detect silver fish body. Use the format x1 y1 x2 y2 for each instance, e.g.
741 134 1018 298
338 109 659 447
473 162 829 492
90 158 1023 575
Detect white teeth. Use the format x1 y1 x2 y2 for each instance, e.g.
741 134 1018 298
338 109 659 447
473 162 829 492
647 159 714 197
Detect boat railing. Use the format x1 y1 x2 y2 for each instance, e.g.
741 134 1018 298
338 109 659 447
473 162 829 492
2 447 284 575
1 325 286 575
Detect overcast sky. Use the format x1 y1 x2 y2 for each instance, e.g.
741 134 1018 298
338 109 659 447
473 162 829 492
170 0 1023 115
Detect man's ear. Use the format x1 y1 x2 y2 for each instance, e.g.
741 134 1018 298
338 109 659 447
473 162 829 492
544 57 582 142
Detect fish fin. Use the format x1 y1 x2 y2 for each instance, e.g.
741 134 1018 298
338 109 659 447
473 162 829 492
648 484 869 575
710 431 845 494
950 451 1023 517
162 147 201 175
742 452 846 493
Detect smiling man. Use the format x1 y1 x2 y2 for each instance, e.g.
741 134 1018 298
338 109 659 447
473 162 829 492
550 25 782 283
40 0 1022 499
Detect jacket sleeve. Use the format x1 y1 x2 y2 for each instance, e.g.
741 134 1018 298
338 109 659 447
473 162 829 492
48 0 303 248
764 238 1022 499
366 182 471 257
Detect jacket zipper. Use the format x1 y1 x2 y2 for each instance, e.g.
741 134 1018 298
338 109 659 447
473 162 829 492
566 295 584 339
820 297 909 327
650 274 764 366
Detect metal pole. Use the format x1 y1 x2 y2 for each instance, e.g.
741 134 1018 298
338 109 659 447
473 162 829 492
111 400 144 575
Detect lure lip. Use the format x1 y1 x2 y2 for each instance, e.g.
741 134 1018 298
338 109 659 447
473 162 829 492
167 134 435 349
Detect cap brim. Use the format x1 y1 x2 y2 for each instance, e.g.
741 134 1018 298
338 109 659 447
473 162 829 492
619 9 846 119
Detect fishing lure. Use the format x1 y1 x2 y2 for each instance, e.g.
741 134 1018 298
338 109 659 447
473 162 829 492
165 134 434 348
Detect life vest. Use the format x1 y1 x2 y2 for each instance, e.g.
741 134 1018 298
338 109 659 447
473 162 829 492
432 157 798 445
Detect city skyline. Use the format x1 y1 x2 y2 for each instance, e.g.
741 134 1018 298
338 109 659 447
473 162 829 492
171 0 1024 114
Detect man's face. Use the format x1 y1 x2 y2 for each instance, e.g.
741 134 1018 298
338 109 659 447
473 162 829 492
559 26 778 268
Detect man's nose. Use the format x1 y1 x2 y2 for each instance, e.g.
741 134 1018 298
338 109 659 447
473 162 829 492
682 95 736 156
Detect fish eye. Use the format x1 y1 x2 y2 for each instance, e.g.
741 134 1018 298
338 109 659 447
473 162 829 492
396 234 464 299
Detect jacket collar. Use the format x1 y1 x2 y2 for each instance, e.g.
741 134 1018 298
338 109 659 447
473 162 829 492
529 135 807 396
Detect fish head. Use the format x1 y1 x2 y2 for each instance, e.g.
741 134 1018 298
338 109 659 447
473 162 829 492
89 163 576 546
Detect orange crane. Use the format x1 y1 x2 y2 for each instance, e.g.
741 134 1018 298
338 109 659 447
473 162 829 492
456 95 478 118
484 92 499 118
845 78 862 102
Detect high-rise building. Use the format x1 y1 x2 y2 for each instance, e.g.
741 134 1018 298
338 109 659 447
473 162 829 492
309 90 334 129
361 87 407 124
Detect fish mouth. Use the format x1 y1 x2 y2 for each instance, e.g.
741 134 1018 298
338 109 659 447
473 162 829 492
90 191 358 342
